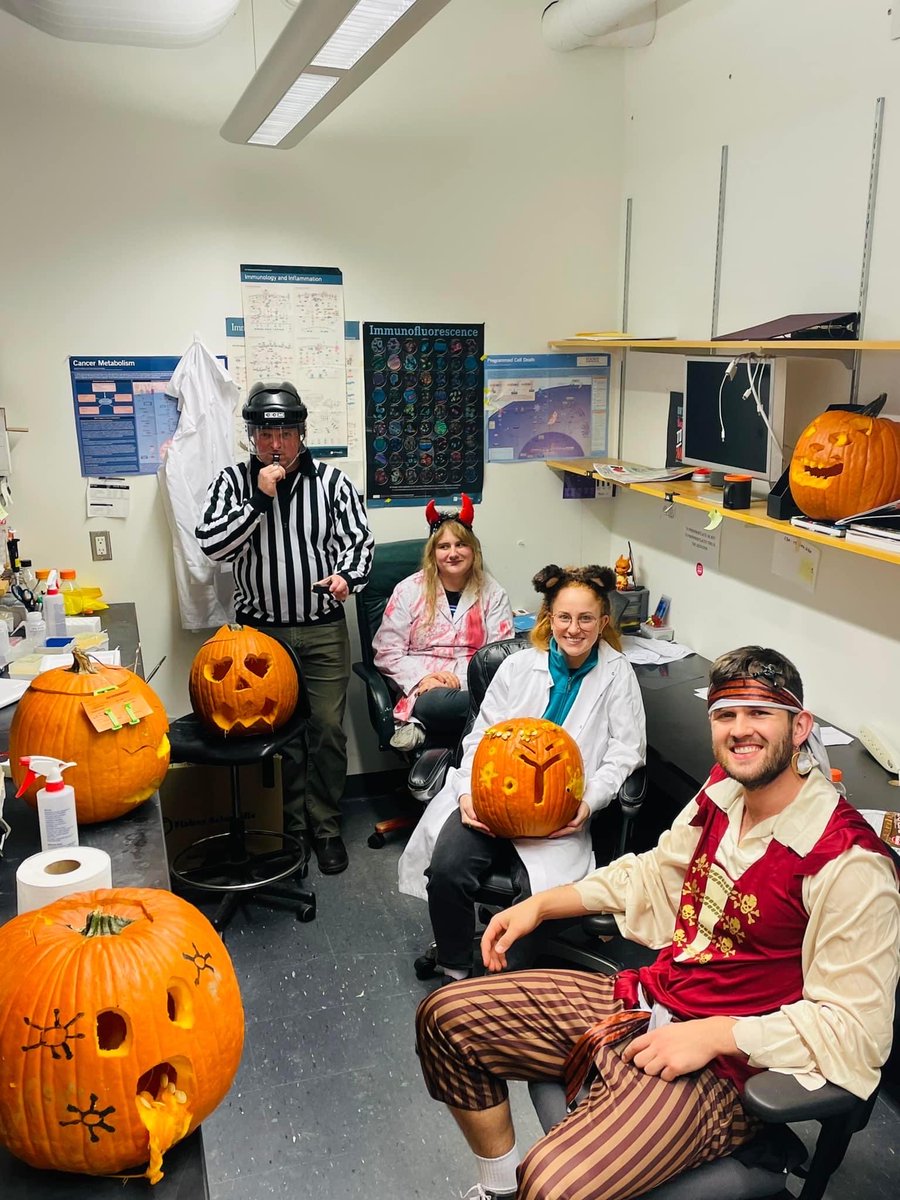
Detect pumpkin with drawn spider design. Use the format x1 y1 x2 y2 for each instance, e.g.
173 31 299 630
0 887 243 1184
472 718 584 838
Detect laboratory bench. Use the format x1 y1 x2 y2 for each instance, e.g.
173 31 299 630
0 603 209 1199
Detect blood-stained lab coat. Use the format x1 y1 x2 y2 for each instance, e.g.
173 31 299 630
159 339 239 630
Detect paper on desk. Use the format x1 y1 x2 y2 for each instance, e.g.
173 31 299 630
0 677 29 708
819 726 854 746
622 636 694 665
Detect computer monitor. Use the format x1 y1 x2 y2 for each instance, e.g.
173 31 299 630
682 356 786 484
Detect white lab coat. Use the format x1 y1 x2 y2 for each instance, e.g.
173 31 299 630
398 640 646 901
159 339 239 630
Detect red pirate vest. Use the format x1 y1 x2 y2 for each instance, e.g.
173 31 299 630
616 765 895 1090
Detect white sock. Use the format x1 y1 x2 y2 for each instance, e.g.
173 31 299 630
439 965 470 981
476 1143 520 1196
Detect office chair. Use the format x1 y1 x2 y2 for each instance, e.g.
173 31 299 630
410 637 648 979
527 917 881 1200
167 639 316 933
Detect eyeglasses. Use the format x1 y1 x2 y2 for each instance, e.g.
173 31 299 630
551 613 600 629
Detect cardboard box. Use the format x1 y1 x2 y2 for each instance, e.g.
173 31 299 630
159 759 284 859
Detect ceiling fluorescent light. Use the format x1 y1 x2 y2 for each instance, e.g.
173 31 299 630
312 1 417 71
221 0 451 150
249 73 339 145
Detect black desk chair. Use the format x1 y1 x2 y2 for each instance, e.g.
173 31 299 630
528 908 880 1200
168 641 316 933
352 536 450 848
410 638 648 979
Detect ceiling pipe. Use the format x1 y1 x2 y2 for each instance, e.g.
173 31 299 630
0 1 239 48
541 0 657 51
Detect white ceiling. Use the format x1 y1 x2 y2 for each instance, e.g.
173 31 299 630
0 0 556 146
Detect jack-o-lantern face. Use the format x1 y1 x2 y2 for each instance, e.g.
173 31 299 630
472 718 584 838
189 624 299 736
0 888 244 1183
789 398 900 520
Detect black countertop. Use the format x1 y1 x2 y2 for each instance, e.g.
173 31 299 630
0 604 208 1198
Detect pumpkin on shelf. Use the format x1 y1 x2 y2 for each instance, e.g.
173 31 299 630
789 393 900 521
9 648 170 824
189 623 299 737
0 887 244 1184
472 717 584 839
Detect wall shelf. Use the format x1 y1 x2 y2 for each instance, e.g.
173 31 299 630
547 458 900 567
548 337 900 356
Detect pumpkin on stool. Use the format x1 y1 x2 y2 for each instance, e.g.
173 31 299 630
789 393 900 521
189 623 298 736
0 887 244 1184
9 648 170 824
472 717 584 838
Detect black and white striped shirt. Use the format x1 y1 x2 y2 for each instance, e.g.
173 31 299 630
196 451 374 626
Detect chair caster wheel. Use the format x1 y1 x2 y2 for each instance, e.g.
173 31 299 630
414 949 439 980
368 832 386 849
296 902 316 923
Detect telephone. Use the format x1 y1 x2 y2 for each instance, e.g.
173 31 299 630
858 724 900 776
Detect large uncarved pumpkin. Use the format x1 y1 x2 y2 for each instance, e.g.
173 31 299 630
189 624 299 736
472 718 585 838
789 394 900 520
10 649 170 824
0 887 244 1184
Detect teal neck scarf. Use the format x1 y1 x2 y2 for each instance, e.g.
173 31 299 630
542 637 600 725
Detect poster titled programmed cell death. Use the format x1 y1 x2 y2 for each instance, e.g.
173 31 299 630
363 322 485 508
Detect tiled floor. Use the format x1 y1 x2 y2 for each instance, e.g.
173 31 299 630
198 795 900 1199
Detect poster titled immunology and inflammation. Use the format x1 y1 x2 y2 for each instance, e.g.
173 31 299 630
363 321 485 507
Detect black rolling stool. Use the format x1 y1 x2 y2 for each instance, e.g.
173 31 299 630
168 643 316 932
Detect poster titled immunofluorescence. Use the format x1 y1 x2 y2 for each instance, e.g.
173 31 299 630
363 321 485 507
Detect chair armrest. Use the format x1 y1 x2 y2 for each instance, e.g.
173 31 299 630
581 912 620 938
352 661 397 750
408 747 452 803
742 1070 864 1124
616 765 647 821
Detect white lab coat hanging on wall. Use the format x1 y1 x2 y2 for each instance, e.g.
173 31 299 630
159 338 238 630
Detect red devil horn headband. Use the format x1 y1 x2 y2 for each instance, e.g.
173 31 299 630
426 493 475 533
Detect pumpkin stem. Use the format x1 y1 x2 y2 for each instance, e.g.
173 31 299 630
80 912 134 937
861 392 888 418
69 646 99 675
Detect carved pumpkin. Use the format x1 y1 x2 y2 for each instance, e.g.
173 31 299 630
789 394 900 520
472 718 584 838
189 624 298 736
10 649 170 824
0 887 244 1184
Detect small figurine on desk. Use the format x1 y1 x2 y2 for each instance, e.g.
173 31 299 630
615 552 634 592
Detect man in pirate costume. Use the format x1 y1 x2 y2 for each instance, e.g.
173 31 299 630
415 646 900 1200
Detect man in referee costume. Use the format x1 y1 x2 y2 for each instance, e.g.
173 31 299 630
197 381 373 875
416 646 899 1199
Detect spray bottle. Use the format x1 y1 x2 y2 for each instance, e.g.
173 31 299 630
15 756 79 851
42 570 68 639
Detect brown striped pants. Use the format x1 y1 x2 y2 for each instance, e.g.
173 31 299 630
416 970 759 1200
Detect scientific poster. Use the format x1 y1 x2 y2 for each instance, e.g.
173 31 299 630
484 353 610 462
69 355 183 477
240 264 347 457
363 321 485 507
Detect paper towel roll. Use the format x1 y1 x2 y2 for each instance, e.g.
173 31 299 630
16 846 113 914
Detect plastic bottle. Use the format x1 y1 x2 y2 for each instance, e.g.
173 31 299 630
830 768 847 797
59 569 78 614
15 756 79 851
42 570 68 639
34 568 50 600
24 611 46 650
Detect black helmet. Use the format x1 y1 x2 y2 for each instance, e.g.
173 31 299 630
242 381 308 426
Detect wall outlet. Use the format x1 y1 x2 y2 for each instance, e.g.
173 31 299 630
90 530 112 561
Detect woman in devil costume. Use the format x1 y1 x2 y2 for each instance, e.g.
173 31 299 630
373 494 514 753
